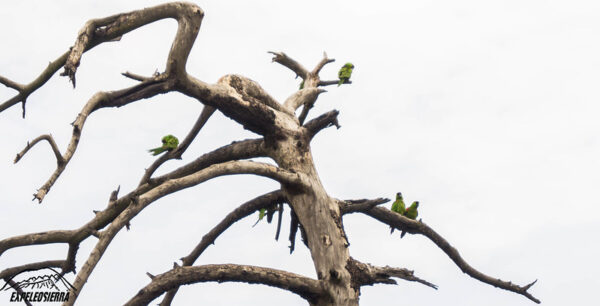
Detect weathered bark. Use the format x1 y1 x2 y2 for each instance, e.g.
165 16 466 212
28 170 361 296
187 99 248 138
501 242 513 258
0 2 540 305
266 127 357 305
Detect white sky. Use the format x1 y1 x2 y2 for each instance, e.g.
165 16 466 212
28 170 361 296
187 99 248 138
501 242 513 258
1 1 599 305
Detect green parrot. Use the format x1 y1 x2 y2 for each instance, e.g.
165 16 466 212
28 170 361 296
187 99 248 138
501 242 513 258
148 134 179 156
253 208 267 227
338 62 354 86
390 192 405 234
401 201 419 238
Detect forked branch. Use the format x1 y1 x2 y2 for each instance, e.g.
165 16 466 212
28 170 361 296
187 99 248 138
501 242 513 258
271 52 339 124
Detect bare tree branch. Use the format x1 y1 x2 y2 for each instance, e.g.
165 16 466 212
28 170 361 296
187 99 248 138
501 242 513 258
346 257 438 290
66 161 303 304
179 190 286 264
160 190 287 305
269 51 341 126
0 75 23 91
269 51 309 79
61 2 203 86
304 110 341 139
127 264 326 306
1 2 203 117
218 74 291 115
178 75 285 136
0 51 70 117
121 71 155 82
139 105 216 185
13 134 64 165
339 198 390 215
0 260 66 281
311 52 335 76
0 230 75 256
28 79 173 203
283 88 327 111
1 278 33 306
318 80 352 87
361 206 541 303
150 138 267 185
1 2 541 305
158 160 305 192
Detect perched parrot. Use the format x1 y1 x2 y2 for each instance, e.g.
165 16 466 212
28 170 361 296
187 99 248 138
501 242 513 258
253 208 267 227
148 135 179 156
401 201 419 238
253 204 278 227
338 62 354 86
390 192 405 234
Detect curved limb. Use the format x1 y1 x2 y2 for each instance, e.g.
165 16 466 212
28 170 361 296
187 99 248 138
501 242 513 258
127 264 326 306
268 51 309 79
0 2 203 117
352 204 540 303
177 74 289 136
159 190 287 306
65 160 304 305
13 134 64 165
62 2 203 86
0 142 277 304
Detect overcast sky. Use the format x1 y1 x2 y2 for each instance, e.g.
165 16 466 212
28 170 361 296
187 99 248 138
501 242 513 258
1 1 599 305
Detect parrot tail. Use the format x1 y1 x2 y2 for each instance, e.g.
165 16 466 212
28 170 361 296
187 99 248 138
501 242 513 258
149 147 165 156
338 78 344 86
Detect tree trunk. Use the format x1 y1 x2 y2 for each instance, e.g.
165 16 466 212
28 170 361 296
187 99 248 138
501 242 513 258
268 127 358 306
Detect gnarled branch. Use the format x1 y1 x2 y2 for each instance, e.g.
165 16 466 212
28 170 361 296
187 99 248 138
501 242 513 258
62 2 203 86
346 257 437 290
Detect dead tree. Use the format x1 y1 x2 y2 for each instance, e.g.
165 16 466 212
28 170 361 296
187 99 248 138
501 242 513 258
0 2 540 305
